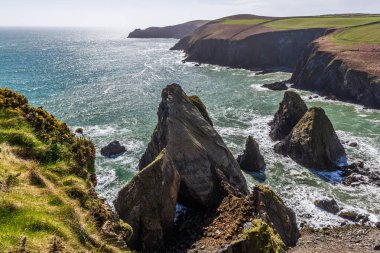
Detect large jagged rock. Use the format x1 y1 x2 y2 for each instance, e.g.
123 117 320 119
274 107 346 170
237 136 266 172
114 149 180 251
269 91 308 141
251 185 299 247
138 83 248 208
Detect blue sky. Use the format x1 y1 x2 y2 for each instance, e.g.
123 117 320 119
1 0 380 29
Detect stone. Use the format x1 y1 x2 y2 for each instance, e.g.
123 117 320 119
274 107 346 170
269 91 308 141
252 185 300 247
100 141 126 158
237 136 266 172
349 142 358 147
114 149 180 251
374 245 380 251
138 83 248 209
338 210 369 223
261 81 288 91
314 198 341 214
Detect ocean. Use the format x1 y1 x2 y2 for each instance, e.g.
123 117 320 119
1 27 379 227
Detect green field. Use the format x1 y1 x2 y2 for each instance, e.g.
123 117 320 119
222 18 269 25
264 16 380 30
332 23 380 45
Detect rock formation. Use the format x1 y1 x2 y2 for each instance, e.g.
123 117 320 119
314 198 341 214
138 83 248 209
274 107 346 170
114 149 180 251
100 141 126 158
237 136 266 172
269 91 308 141
262 81 288 91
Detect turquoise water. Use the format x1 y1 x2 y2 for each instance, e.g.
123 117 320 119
1 28 379 227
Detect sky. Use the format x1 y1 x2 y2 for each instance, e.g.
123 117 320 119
1 0 380 30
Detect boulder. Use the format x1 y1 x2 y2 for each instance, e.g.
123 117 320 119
262 81 288 91
114 149 180 251
100 141 126 158
269 91 308 141
338 210 369 223
138 83 248 209
251 185 300 247
274 107 346 170
314 198 340 214
237 136 266 172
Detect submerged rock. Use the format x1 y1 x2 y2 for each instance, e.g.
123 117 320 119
138 83 248 209
262 81 288 91
237 136 266 172
269 91 308 141
114 149 180 251
314 198 341 214
274 107 346 170
100 141 126 158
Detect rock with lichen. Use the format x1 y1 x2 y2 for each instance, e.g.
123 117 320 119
274 107 346 170
114 149 180 251
138 83 248 209
269 91 308 141
237 136 266 172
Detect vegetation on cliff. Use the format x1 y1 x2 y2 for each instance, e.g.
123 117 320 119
0 88 132 252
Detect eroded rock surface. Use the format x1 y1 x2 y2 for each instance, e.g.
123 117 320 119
269 91 308 141
114 149 180 251
138 83 248 208
274 107 346 170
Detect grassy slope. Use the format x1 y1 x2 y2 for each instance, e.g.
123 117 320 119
222 19 269 25
332 22 380 45
263 16 380 29
0 89 131 252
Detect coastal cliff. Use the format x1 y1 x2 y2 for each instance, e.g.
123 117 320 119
175 28 329 71
128 20 209 39
291 36 380 109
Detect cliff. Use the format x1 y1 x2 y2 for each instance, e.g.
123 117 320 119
291 25 380 109
172 15 380 108
0 88 132 252
128 20 209 39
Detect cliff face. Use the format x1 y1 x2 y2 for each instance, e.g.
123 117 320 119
174 28 329 70
128 20 209 39
291 42 380 109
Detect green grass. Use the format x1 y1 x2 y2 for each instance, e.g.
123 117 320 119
332 23 380 45
222 19 269 25
264 16 380 30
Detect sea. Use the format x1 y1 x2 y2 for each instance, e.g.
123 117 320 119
1 27 379 227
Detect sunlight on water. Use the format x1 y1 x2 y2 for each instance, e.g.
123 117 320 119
0 28 379 227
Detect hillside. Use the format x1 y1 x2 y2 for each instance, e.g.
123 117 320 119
0 89 132 252
172 14 380 108
128 20 209 39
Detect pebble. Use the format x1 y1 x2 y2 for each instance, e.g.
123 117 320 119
374 245 380 250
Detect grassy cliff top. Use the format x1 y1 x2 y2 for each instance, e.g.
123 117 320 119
332 22 380 45
0 88 131 252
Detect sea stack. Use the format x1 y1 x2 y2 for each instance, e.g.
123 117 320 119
269 91 308 141
237 136 266 172
274 107 346 170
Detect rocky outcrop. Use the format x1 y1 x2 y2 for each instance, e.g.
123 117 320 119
314 198 341 214
100 141 126 158
262 81 288 91
274 107 346 170
128 20 209 39
269 91 308 141
174 28 329 71
138 83 248 209
114 149 180 251
291 42 380 109
237 136 266 172
252 185 299 247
